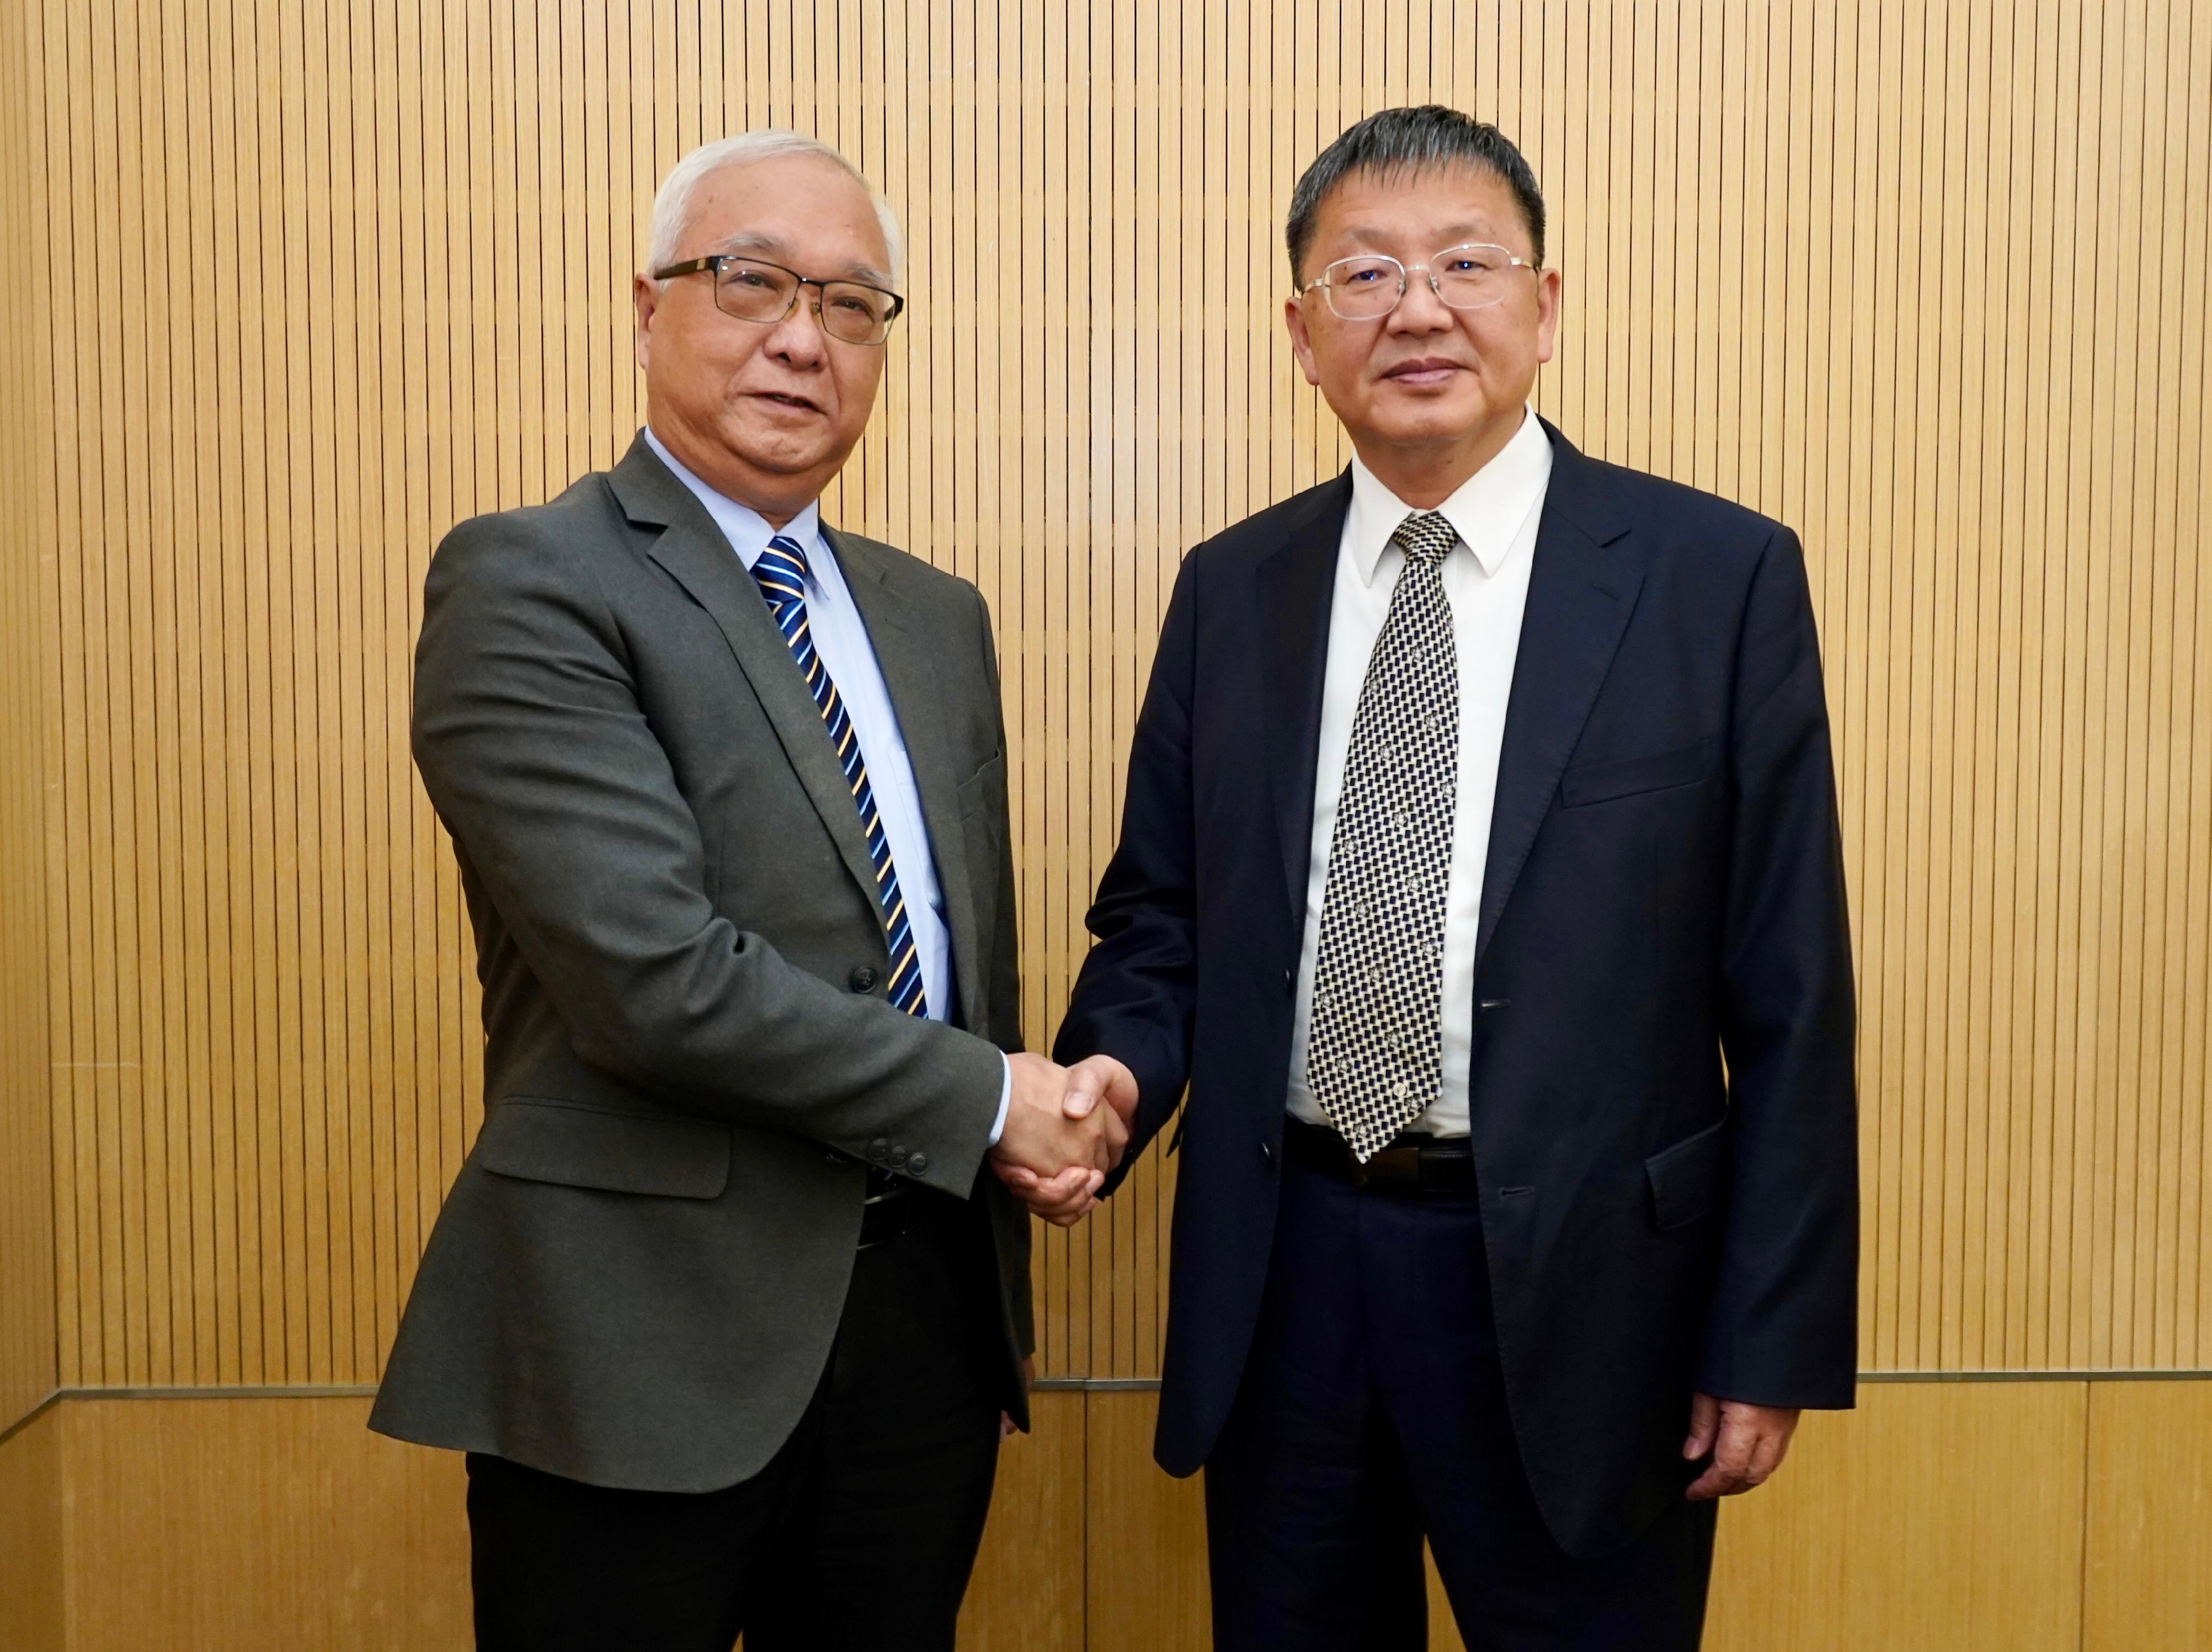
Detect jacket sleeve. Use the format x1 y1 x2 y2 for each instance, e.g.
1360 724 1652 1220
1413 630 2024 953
1052 552 1201 1192
411 510 1005 1199
1701 525 1861 1409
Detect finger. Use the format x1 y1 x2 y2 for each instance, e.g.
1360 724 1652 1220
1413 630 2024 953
1681 1468 1734 1504
1031 1164 1091 1203
1743 1422 1791 1488
1098 1104 1131 1158
1683 1391 1720 1459
1075 1057 1141 1123
1694 1410 1759 1498
992 1160 1040 1191
999 1410 1018 1440
1684 1462 1731 1502
1061 1077 1100 1120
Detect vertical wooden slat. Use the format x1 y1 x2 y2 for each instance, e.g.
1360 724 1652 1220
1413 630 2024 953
0 0 59 1434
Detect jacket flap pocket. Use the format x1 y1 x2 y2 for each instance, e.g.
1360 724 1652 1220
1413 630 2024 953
1645 1115 1730 1231
1561 738 1716 807
475 1098 731 1200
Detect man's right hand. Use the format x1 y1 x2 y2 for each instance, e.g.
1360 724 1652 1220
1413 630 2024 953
988 1054 1130 1224
990 1055 1141 1226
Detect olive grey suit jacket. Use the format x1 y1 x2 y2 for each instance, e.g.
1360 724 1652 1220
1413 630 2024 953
369 434 1031 1493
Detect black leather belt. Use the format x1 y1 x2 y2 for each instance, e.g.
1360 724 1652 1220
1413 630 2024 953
858 1167 910 1248
1283 1116 1476 1194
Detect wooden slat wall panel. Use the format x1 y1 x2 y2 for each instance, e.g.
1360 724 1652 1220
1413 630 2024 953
14 0 2211 1387
0 0 57 1433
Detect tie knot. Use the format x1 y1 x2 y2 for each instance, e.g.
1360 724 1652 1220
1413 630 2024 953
1391 511 1457 569
755 534 811 604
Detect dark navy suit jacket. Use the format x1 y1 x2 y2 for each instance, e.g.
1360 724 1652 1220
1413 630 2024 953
1054 421 1859 1558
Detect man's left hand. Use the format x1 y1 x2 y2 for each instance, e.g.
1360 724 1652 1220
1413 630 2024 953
1682 1392 1800 1500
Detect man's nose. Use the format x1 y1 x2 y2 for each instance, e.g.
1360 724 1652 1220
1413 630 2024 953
764 294 831 363
1388 269 1455 333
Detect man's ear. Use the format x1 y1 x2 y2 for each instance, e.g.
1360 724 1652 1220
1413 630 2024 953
633 272 660 372
1283 295 1323 388
1533 266 1563 367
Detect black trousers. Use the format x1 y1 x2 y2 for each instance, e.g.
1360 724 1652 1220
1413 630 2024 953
466 1186 1006 1652
1204 1155 1717 1651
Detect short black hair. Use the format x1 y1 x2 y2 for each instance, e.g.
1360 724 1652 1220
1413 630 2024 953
1285 106 1546 285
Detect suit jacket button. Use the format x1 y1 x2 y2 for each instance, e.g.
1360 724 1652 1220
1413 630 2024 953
890 1147 910 1169
850 965 880 993
1259 1140 1276 1172
907 1151 928 1175
869 1138 891 1164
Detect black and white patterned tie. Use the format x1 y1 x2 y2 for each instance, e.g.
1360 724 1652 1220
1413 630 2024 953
1306 509 1460 1161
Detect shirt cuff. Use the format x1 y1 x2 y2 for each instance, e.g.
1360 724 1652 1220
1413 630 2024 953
987 1055 1012 1147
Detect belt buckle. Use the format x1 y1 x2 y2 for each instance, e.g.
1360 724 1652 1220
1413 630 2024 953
1364 1145 1420 1187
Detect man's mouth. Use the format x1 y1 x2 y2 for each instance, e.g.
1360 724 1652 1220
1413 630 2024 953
1381 357 1464 386
752 389 824 414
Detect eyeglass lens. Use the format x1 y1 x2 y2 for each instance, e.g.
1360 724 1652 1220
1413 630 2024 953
1321 245 1525 319
712 259 900 343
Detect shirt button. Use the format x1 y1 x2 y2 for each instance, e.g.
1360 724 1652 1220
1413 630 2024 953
849 965 880 993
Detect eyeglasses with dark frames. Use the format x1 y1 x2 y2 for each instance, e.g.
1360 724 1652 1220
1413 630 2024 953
654 254 906 345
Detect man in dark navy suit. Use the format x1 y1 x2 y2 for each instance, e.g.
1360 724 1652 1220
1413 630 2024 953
1004 108 1859 1648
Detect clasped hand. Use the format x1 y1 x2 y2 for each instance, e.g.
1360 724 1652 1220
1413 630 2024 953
986 1054 1140 1226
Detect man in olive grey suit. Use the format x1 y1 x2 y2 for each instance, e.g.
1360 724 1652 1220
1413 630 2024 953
369 132 1121 1652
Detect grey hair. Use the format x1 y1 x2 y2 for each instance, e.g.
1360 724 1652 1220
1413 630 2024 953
1285 106 1546 285
645 130 904 281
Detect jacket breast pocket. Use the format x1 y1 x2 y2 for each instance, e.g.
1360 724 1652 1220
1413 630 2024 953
1561 738 1717 808
1645 1115 1730 1231
474 1097 731 1200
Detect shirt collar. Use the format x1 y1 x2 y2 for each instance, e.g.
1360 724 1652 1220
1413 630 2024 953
643 424 822 574
1343 405 1553 587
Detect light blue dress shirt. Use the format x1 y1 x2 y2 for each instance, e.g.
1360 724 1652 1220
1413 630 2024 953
644 428 1010 1142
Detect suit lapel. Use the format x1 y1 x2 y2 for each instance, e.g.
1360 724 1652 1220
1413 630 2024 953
1475 424 1646 966
1254 473 1354 926
608 437 884 917
827 526 989 1033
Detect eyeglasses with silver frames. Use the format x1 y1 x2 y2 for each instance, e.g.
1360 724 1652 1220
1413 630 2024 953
1298 243 1541 320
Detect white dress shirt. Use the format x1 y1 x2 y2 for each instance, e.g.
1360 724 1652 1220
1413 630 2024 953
1286 408 1553 1138
645 428 1010 1140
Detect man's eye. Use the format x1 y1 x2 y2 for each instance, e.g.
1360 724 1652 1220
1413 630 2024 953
1344 267 1385 284
726 270 775 290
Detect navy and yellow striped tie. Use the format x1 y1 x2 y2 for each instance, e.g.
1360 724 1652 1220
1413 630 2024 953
752 534 929 1018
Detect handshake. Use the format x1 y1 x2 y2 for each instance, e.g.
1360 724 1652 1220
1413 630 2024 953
985 1052 1141 1227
